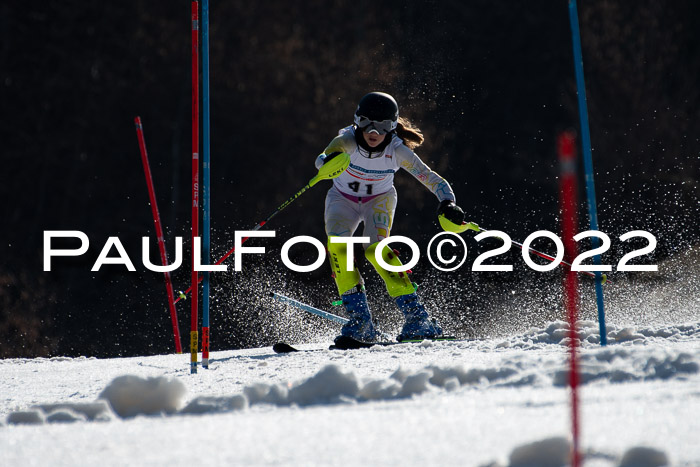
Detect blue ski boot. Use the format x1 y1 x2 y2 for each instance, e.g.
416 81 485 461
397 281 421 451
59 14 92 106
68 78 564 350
339 289 381 342
396 292 443 341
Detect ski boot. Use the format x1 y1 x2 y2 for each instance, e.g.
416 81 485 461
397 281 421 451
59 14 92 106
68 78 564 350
339 288 381 342
396 292 442 341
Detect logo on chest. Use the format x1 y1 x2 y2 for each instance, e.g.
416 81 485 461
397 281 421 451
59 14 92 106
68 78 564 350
347 163 395 182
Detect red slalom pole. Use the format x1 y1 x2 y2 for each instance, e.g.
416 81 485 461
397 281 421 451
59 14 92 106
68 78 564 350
135 117 182 354
559 130 581 467
190 0 200 374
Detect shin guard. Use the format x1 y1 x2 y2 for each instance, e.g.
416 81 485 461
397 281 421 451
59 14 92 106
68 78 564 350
327 236 363 296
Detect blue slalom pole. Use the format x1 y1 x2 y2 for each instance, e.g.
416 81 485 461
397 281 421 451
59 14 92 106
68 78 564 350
201 0 212 366
568 0 607 346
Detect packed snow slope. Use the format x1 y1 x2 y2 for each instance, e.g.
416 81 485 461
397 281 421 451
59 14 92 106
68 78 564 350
2 317 699 466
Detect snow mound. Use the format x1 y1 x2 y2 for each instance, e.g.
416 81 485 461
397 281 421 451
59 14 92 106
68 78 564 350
482 437 671 467
288 364 361 405
6 409 46 425
180 394 247 415
6 401 114 425
35 401 114 422
496 320 699 349
241 364 456 407
99 375 187 418
618 446 669 467
508 436 571 467
551 347 699 386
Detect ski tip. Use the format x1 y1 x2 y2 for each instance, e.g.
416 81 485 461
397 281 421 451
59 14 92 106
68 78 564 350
272 342 299 354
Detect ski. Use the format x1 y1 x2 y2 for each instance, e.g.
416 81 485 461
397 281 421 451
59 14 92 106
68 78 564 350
272 335 461 354
330 335 459 350
272 342 299 353
272 342 331 354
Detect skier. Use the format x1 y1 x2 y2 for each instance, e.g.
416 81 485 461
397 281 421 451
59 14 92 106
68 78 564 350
316 92 465 342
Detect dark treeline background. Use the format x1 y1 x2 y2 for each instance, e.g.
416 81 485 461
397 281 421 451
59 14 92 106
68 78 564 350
2 1 698 358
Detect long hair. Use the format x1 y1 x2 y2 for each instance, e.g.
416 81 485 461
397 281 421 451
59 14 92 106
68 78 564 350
396 117 424 150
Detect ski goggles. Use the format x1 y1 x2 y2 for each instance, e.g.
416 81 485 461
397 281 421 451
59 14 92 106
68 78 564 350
353 115 397 135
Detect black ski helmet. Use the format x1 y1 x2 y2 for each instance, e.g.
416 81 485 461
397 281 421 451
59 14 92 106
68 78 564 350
354 92 399 123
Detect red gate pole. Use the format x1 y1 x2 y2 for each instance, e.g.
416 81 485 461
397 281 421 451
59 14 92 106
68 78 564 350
559 130 581 467
134 116 182 354
190 0 200 374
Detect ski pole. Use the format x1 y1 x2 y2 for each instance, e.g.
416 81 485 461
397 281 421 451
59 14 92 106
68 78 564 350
174 153 351 304
270 292 349 324
455 222 609 283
